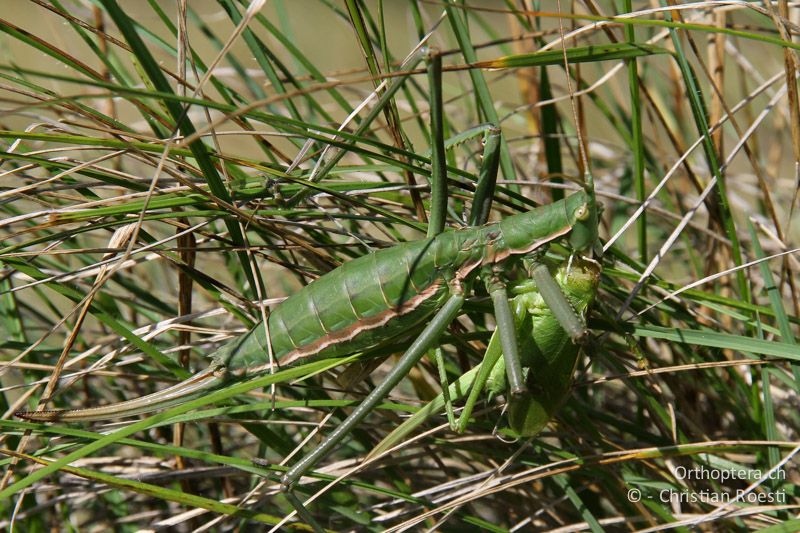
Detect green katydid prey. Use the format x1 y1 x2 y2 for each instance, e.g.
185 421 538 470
493 256 600 436
18 183 600 525
368 256 600 458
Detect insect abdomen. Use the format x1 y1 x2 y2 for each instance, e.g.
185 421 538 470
212 232 483 374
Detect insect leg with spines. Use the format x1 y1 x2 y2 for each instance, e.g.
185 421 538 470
278 49 523 527
425 48 524 428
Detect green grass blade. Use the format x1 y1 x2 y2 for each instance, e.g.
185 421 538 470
445 0 517 186
426 49 447 236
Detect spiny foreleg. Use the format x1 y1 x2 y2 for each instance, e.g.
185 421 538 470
482 264 527 397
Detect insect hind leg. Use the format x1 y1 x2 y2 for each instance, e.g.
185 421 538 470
272 292 467 531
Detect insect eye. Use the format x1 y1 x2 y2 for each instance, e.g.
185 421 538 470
575 205 590 221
